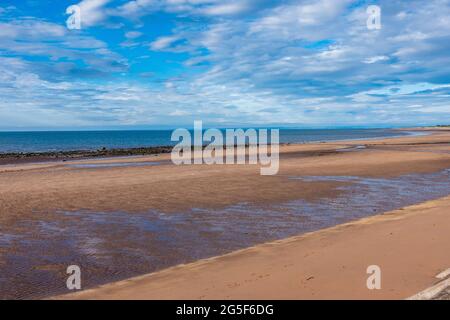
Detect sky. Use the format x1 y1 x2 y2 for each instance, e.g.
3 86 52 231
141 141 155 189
0 0 449 130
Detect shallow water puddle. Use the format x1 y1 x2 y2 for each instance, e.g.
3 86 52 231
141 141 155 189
1 169 450 299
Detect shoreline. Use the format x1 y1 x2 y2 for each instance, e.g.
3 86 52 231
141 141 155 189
0 127 435 166
0 146 174 166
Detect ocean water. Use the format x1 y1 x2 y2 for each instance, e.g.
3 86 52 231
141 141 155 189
0 128 415 153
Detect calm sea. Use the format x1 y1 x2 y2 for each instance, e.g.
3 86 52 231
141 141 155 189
0 129 416 153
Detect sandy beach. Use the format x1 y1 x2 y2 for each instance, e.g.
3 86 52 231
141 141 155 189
58 195 450 300
2 130 450 223
1 128 450 299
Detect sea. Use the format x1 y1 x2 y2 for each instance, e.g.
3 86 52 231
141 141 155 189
0 128 419 153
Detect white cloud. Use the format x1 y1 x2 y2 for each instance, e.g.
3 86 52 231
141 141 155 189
363 55 389 64
115 0 257 19
2 0 450 128
0 19 66 39
0 18 127 77
116 0 155 19
199 2 249 16
76 0 112 27
150 35 180 50
125 31 143 39
169 109 190 116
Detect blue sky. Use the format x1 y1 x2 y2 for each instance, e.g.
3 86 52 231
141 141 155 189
0 0 449 130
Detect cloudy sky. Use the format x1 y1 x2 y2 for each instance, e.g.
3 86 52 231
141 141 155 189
0 0 449 130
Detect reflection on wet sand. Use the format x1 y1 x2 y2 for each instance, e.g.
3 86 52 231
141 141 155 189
1 168 450 299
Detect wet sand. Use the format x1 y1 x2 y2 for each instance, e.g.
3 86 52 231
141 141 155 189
58 195 450 300
2 130 450 223
1 128 450 299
